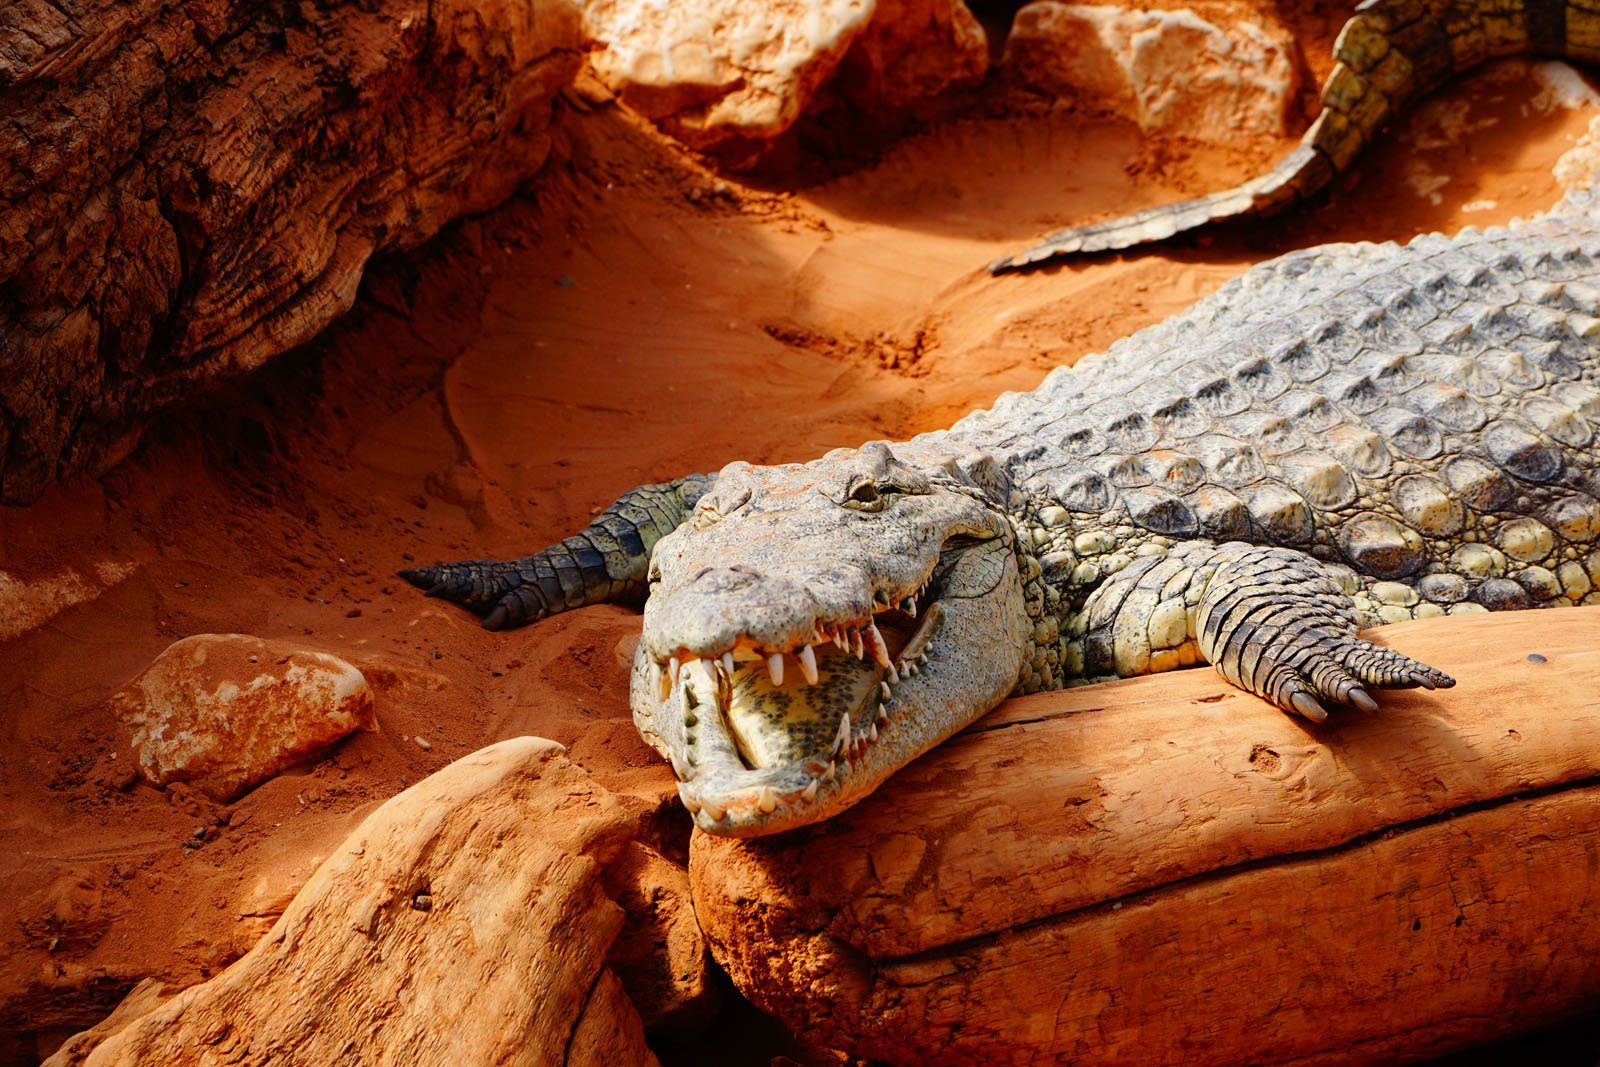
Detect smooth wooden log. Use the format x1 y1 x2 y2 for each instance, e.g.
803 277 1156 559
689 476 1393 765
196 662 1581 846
693 608 1600 1065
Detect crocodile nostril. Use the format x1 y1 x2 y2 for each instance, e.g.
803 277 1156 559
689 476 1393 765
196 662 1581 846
693 567 761 591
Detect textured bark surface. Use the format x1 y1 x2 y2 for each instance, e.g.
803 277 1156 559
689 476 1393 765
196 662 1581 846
47 737 658 1067
693 608 1600 1065
0 0 581 504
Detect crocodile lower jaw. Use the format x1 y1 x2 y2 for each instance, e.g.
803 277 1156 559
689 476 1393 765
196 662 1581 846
661 601 946 836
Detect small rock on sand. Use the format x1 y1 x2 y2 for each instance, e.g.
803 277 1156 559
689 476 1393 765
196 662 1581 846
111 634 376 802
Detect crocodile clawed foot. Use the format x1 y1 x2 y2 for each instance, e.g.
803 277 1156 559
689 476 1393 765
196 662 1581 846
1268 635 1455 724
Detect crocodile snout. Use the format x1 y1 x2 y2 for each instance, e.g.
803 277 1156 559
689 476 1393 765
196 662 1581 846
691 565 762 592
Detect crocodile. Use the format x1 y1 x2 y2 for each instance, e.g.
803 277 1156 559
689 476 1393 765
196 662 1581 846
403 3 1600 838
991 0 1600 272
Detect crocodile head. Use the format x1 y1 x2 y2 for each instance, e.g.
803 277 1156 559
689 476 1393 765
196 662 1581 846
630 441 1029 836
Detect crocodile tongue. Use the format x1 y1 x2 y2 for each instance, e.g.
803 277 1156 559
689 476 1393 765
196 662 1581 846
721 639 893 768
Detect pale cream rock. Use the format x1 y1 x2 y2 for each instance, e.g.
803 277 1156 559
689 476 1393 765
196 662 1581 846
1002 2 1299 140
584 0 986 153
112 634 376 801
0 561 138 642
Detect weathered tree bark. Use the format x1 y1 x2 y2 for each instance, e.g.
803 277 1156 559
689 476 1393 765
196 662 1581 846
48 737 659 1066
0 0 581 504
693 608 1600 1065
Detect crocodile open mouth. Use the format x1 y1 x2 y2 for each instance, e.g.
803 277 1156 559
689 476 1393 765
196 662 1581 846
633 535 1018 836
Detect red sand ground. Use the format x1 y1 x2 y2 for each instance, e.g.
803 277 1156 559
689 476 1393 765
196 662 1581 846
1 38 1596 1063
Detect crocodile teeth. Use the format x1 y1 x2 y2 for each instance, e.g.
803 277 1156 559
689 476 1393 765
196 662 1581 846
701 798 727 821
677 785 700 814
877 704 890 727
653 660 668 700
668 656 681 690
802 779 820 803
866 621 893 669
880 681 892 701
868 719 878 743
721 651 735 678
900 596 917 616
757 785 778 814
833 629 848 652
873 589 891 607
798 643 819 685
833 713 851 758
851 630 864 660
884 661 899 684
767 652 784 687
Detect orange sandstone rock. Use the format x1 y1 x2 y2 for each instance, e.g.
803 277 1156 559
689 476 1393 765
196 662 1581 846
49 738 658 1067
693 608 1600 1065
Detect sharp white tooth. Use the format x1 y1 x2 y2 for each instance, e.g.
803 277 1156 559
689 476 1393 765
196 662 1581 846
833 713 851 757
851 630 864 660
880 681 892 701
885 662 899 684
867 621 893 669
798 644 819 685
767 652 784 687
757 785 778 814
802 779 820 802
823 761 837 782
678 785 700 814
668 656 681 689
653 660 668 700
868 719 878 742
918 651 929 664
721 652 735 677
701 799 726 822
877 704 890 727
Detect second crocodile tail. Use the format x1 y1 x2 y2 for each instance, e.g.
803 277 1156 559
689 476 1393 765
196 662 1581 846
991 0 1585 273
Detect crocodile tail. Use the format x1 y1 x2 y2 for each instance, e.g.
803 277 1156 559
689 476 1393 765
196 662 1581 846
399 474 711 630
991 0 1576 273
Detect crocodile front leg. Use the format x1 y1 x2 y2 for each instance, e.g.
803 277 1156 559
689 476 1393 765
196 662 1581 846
400 474 711 629
1074 540 1453 721
1195 543 1454 721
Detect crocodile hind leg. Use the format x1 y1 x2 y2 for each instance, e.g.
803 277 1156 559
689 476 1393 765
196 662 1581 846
399 474 711 630
1194 543 1454 722
1072 539 1453 721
